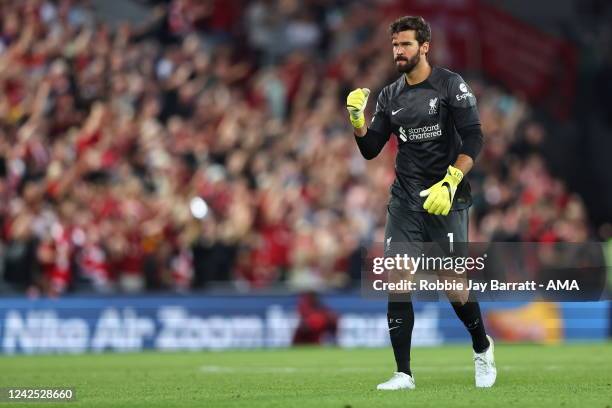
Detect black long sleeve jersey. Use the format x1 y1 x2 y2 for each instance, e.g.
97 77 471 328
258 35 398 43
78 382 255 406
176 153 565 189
355 66 483 212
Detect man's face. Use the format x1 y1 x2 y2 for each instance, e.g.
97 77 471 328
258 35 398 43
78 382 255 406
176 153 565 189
392 30 428 74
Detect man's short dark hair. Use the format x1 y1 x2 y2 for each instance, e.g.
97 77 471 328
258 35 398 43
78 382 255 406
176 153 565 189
389 16 431 45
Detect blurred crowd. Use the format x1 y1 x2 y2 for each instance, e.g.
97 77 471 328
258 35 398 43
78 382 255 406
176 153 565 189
0 0 594 297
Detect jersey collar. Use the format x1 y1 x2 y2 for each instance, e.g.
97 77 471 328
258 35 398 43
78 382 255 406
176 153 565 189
401 66 437 91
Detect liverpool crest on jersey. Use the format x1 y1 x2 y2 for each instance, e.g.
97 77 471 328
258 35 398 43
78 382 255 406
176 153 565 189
428 97 438 115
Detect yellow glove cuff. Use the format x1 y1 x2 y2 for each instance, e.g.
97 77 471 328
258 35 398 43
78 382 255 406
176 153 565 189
445 165 464 186
349 114 365 129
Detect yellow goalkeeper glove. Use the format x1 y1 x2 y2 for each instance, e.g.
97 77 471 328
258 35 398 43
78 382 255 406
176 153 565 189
346 88 370 129
419 165 464 216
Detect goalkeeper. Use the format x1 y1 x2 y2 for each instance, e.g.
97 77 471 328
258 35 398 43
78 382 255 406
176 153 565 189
347 16 496 390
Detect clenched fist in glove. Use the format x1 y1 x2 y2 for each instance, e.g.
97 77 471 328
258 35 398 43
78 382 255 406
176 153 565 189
346 88 370 129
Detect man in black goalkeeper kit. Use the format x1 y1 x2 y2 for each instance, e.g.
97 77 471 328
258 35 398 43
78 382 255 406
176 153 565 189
346 16 496 390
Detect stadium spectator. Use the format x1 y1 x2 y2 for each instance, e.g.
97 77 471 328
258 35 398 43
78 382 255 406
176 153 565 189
292 291 338 345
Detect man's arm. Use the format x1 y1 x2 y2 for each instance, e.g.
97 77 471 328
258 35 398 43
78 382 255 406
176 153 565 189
452 122 484 176
354 128 391 160
354 124 367 137
453 153 473 175
447 73 483 171
420 76 484 215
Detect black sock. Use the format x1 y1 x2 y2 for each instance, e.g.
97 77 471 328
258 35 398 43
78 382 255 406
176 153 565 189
388 294 414 376
451 300 490 353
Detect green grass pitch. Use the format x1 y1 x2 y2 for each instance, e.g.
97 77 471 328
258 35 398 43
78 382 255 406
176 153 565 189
1 343 611 407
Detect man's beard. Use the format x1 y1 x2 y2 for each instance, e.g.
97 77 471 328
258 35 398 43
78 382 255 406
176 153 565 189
395 53 420 74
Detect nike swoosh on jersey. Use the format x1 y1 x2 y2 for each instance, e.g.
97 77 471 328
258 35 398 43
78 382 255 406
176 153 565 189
391 108 404 115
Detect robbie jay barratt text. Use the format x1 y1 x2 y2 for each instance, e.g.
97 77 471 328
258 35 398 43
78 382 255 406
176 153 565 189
371 279 580 292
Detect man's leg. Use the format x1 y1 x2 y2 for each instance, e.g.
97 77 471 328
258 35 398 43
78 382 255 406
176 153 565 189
387 292 414 376
450 295 490 353
376 199 426 390
425 209 497 387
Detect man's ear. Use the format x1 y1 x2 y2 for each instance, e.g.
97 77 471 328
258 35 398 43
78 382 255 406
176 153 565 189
420 42 430 55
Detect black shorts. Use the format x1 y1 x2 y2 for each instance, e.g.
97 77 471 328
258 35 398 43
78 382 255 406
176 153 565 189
384 196 468 257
